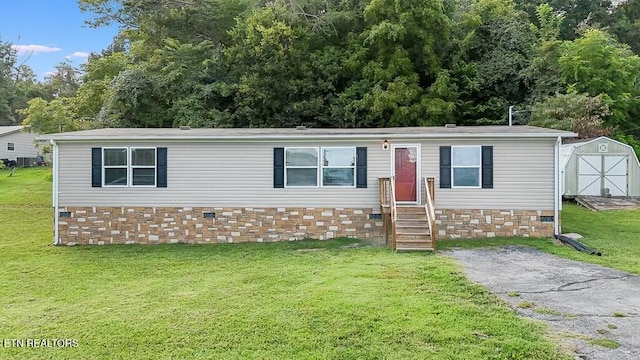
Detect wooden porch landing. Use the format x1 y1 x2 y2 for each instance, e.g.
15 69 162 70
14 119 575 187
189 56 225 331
574 196 640 211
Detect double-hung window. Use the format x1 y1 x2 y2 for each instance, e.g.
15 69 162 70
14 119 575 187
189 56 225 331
131 148 156 186
102 147 156 187
322 147 355 187
285 147 319 187
7 142 14 151
103 148 128 186
284 147 357 187
452 146 481 187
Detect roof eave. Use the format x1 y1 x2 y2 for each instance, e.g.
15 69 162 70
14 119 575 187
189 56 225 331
38 132 579 142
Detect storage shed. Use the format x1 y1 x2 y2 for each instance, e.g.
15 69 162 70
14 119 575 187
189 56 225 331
561 137 640 197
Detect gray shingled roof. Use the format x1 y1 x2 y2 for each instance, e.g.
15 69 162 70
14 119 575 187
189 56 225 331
0 126 24 136
39 125 577 141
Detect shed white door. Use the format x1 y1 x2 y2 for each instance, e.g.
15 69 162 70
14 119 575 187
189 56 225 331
577 155 628 196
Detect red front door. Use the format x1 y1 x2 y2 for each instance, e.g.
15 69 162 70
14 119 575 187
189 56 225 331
394 147 418 202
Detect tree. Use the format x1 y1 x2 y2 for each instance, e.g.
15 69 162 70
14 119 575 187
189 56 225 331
530 92 612 138
559 29 640 132
515 0 613 40
19 97 81 134
524 3 566 102
451 0 537 124
337 0 456 127
606 0 640 55
41 61 81 100
0 39 18 125
75 51 129 123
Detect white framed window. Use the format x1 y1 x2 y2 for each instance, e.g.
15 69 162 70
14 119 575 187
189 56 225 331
103 148 128 187
103 147 156 187
285 147 319 187
7 142 14 151
131 148 156 186
322 147 355 187
284 146 357 187
452 146 481 188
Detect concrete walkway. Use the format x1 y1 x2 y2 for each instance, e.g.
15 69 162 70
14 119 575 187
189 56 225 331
446 246 640 360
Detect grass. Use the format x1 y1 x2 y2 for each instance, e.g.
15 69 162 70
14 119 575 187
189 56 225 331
585 338 620 349
533 307 562 316
438 203 640 275
0 167 570 359
517 301 535 309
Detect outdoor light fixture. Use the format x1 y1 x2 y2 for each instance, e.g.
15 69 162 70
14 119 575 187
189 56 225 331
382 140 389 150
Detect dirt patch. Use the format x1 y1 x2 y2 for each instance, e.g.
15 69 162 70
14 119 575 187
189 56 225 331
446 246 640 359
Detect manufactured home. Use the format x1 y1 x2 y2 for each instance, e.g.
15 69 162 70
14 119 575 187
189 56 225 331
41 125 576 249
561 136 640 197
0 126 40 165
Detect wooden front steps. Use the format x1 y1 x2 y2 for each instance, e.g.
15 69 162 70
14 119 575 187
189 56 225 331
394 206 434 251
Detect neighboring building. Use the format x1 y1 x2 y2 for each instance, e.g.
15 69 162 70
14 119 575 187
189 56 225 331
40 125 575 246
0 126 40 166
561 136 640 197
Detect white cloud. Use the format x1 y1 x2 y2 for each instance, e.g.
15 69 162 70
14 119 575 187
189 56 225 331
66 51 91 62
43 71 57 77
12 44 62 55
70 51 90 58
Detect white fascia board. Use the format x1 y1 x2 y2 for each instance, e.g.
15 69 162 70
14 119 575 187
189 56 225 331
39 132 579 142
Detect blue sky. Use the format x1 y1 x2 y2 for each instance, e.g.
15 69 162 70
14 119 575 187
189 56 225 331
0 0 119 80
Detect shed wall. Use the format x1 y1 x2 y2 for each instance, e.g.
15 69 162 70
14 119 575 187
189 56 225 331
563 138 640 196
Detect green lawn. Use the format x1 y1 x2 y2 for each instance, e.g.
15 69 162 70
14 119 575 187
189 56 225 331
0 167 570 359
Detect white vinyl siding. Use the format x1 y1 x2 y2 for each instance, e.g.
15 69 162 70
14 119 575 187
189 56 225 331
57 140 386 208
0 130 39 159
425 139 555 210
56 138 556 210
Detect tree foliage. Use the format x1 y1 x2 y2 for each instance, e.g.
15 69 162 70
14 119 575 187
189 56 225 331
1 0 638 153
530 92 612 138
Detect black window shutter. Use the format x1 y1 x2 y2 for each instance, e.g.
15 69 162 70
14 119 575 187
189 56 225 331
439 146 451 188
274 148 284 188
157 147 168 188
356 147 367 188
482 146 493 189
91 147 102 187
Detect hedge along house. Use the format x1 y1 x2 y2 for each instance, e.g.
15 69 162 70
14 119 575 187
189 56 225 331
40 125 576 248
561 136 640 197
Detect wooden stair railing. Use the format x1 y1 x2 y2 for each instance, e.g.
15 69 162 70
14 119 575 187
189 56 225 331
378 177 391 244
424 177 437 250
379 177 435 251
389 176 398 250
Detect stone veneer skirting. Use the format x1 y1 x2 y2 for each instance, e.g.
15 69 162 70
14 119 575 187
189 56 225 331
435 209 556 239
56 206 556 245
57 207 384 245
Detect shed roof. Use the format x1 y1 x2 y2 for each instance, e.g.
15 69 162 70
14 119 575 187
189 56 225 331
0 126 24 137
39 125 577 142
560 136 640 170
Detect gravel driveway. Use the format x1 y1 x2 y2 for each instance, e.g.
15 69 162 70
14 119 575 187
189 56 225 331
446 246 640 360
